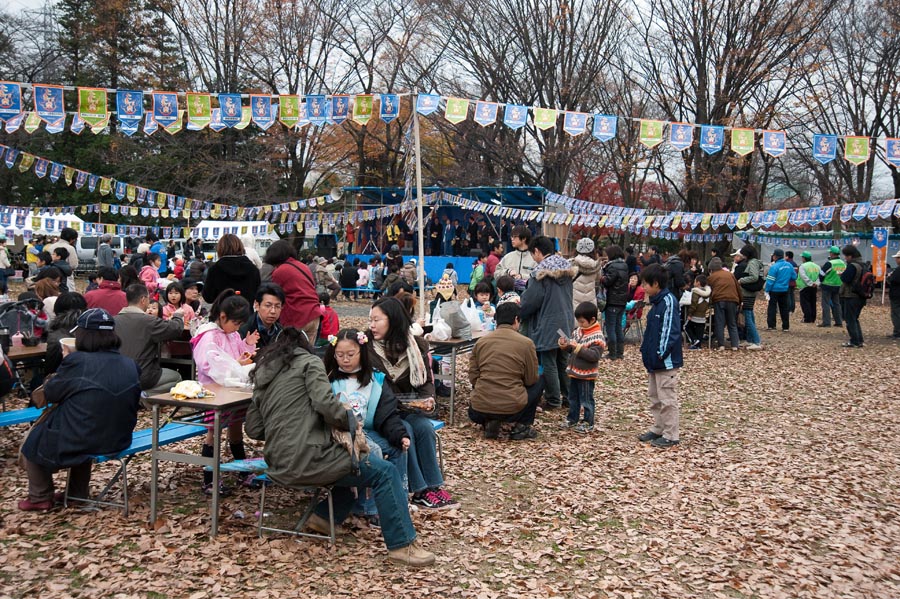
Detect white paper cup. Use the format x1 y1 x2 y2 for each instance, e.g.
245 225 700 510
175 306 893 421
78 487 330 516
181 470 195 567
59 337 77 354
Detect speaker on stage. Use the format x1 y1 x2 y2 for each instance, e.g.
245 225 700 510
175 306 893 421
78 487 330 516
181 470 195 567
315 233 338 260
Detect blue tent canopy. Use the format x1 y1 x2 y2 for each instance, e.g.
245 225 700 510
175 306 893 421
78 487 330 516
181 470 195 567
343 186 547 209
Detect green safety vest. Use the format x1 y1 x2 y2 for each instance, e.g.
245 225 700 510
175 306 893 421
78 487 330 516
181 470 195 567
797 261 820 290
822 258 845 287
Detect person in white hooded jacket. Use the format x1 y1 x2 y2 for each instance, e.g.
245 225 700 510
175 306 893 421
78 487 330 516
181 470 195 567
240 233 263 269
570 237 600 313
680 273 711 349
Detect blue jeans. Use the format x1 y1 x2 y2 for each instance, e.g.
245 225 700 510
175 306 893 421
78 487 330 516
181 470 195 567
566 378 596 426
538 349 569 405
403 414 443 493
821 285 842 326
742 309 760 344
353 431 407 517
603 306 625 355
316 454 417 550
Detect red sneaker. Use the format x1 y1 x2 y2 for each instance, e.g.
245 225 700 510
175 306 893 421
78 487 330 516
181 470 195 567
17 498 54 512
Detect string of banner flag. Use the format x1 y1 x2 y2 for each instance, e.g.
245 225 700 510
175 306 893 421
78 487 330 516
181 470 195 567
1 81 899 165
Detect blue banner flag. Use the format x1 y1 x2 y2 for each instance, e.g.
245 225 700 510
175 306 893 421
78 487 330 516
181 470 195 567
812 134 837 165
33 84 65 124
474 101 498 126
762 130 786 157
306 94 327 126
218 94 242 127
330 95 349 124
591 114 617 142
152 92 178 128
669 123 693 151
886 138 900 167
116 89 143 133
0 82 23 122
699 125 724 154
563 112 587 136
251 94 275 130
380 94 399 124
504 104 527 130
416 94 440 115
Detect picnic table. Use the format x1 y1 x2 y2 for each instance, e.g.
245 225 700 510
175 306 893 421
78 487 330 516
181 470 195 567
7 342 48 361
429 332 485 426
145 383 253 537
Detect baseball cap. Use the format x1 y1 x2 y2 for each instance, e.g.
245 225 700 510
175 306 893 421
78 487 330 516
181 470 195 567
730 248 742 256
71 308 116 333
801 251 812 259
893 250 900 258
829 245 840 254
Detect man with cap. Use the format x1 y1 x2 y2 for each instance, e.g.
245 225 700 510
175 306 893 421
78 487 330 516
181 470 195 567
888 249 900 338
818 245 845 327
796 251 822 323
764 248 797 331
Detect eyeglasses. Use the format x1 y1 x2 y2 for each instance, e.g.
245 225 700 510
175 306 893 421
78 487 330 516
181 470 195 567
335 351 359 361
260 302 282 312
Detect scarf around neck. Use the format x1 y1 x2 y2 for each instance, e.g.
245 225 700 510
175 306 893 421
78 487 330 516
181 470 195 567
372 330 427 389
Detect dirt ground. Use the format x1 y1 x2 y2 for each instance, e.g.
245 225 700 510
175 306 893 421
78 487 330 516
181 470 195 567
1 289 898 599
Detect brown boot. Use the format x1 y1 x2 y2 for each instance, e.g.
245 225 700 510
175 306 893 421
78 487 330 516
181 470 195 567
387 541 436 567
305 513 334 535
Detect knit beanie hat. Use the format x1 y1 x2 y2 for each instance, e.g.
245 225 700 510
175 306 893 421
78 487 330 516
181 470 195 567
435 276 455 300
576 237 595 255
708 257 724 271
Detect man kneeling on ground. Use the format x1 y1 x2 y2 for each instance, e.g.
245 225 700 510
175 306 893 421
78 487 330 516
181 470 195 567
468 302 544 440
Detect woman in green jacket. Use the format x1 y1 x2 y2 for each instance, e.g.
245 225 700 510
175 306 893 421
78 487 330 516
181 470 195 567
245 327 434 567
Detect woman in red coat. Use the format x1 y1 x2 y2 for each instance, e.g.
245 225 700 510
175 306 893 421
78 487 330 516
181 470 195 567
266 240 321 342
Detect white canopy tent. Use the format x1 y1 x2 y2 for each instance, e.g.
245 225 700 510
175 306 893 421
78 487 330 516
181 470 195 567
3 211 85 251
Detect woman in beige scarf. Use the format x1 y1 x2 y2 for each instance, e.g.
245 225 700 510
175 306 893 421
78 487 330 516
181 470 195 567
367 297 459 511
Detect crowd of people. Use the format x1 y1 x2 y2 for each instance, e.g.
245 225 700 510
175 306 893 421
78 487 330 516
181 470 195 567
7 221 898 569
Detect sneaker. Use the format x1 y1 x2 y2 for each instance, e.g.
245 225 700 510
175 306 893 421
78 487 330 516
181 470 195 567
411 490 450 510
365 515 381 529
17 498 54 512
650 436 680 449
731 347 739 351
559 419 577 430
746 343 762 350
716 346 726 351
202 482 233 497
766 327 776 331
574 422 594 434
841 342 861 348
637 431 662 443
434 489 460 509
544 401 562 410
816 324 829 328
483 419 501 439
688 345 702 350
387 541 436 567
509 424 539 440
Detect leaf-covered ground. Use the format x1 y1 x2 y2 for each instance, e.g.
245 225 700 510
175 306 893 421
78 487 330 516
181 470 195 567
1 299 898 598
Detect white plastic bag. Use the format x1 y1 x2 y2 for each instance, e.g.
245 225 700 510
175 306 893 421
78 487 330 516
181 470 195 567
430 313 452 341
679 290 693 307
206 348 254 387
460 298 484 332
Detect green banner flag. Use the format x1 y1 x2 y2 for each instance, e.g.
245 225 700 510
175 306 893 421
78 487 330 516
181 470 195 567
78 87 108 128
445 97 469 124
640 119 664 148
19 152 35 172
353 94 374 125
279 95 300 128
187 92 211 129
731 128 754 156
234 106 251 130
844 136 869 165
534 107 558 131
737 212 751 229
163 110 184 135
24 112 41 134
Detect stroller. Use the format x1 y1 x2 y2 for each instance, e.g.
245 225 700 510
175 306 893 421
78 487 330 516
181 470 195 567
0 298 45 404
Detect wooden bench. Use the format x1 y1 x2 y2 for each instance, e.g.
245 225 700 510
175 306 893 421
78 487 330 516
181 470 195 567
0 406 44 428
66 422 206 516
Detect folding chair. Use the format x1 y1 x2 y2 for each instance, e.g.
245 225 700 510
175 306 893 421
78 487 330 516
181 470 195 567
623 302 646 342
258 481 336 546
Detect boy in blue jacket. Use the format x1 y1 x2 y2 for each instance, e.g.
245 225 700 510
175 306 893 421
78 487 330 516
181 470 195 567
638 264 683 449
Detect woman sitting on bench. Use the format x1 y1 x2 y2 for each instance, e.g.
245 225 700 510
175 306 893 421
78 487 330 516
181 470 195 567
18 308 141 511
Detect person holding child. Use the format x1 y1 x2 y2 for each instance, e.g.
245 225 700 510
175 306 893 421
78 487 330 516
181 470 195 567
638 264 682 449
680 274 711 349
495 275 520 305
558 302 606 434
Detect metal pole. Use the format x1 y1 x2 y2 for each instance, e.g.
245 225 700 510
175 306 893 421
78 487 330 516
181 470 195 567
413 96 426 321
880 226 893 305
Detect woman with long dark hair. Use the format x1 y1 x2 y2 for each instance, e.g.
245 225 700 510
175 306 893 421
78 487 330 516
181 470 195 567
367 296 458 510
245 327 434 566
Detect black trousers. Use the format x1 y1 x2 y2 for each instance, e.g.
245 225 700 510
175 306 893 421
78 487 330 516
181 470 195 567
767 291 791 330
799 287 817 323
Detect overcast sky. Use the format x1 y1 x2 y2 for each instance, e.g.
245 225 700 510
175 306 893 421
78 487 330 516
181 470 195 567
7 0 49 12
